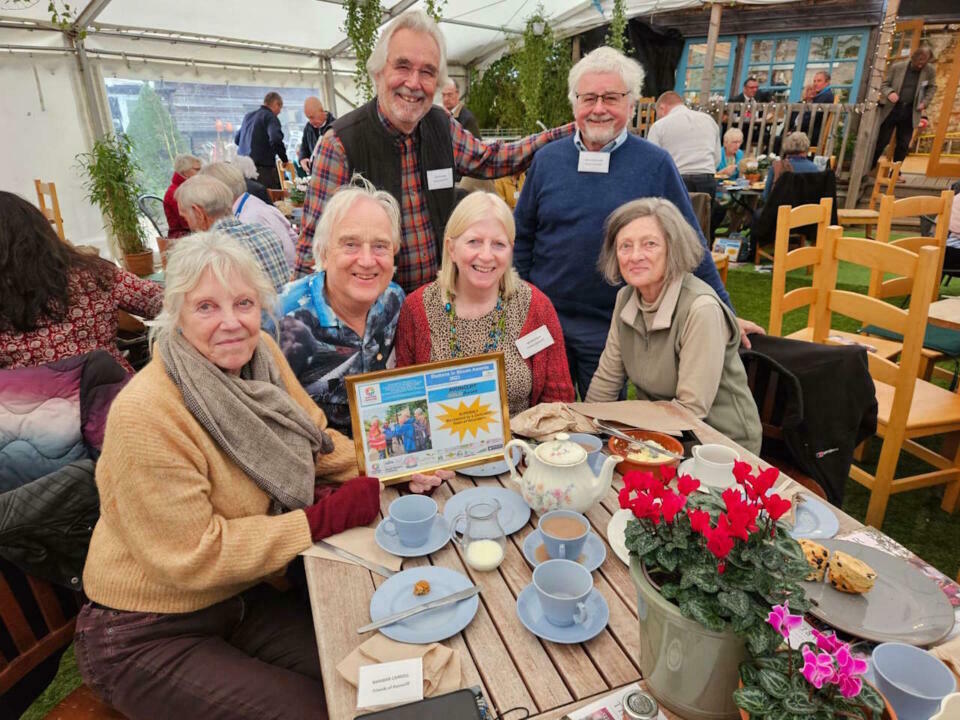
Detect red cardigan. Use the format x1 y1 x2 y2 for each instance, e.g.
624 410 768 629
396 282 575 407
163 172 191 239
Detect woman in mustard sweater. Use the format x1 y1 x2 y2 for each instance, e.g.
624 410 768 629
75 232 380 720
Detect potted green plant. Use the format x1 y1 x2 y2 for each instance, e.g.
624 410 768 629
736 603 894 719
76 133 153 275
623 462 811 719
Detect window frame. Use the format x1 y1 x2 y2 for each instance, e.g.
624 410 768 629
675 35 737 100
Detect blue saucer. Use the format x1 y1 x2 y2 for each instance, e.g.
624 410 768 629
443 486 531 536
788 495 840 540
522 530 607 572
516 584 609 644
374 515 451 558
369 566 479 644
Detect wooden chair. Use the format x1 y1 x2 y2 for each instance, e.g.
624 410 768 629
267 188 286 203
711 252 729 286
0 562 126 718
752 169 837 265
34 179 66 241
275 159 296 192
836 159 901 239
769 198 906 363
811 226 960 528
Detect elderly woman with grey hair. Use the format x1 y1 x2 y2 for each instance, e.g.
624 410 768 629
74 232 381 720
163 152 202 238
763 131 820 200
585 198 761 453
202 161 297 267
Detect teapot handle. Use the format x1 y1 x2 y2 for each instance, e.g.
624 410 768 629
504 439 527 485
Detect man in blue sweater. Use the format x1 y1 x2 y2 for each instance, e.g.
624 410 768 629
235 91 288 190
515 46 763 397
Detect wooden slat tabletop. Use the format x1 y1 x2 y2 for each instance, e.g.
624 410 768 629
305 404 865 720
928 296 960 331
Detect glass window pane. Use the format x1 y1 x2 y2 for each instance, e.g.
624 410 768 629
687 43 707 67
832 87 848 103
775 39 798 62
837 34 861 59
686 68 702 88
808 35 834 61
715 42 732 66
711 68 729 89
832 62 856 86
751 40 772 63
749 69 770 84
770 68 793 87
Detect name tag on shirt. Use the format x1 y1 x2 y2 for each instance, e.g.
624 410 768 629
578 152 610 174
426 168 454 190
515 325 555 359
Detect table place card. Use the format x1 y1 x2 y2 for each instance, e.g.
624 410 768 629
356 657 424 709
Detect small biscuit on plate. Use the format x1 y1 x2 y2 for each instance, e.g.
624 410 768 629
799 538 830 581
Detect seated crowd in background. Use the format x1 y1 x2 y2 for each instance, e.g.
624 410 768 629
762 131 821 200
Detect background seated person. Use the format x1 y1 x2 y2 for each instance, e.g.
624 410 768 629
275 177 405 439
0 191 162 372
164 153 202 239
716 128 744 179
234 155 273 205
763 131 819 201
585 198 762 454
396 192 574 414
75 232 382 720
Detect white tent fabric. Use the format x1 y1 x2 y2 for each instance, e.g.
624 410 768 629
0 0 801 248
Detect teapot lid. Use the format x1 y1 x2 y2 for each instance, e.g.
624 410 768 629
534 432 587 467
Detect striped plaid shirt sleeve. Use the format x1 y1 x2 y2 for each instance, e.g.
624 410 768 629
452 119 576 178
293 131 351 279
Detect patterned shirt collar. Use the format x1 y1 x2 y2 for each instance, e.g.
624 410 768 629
376 101 413 142
574 127 628 153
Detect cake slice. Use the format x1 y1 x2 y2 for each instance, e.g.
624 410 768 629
826 550 877 594
799 538 830 582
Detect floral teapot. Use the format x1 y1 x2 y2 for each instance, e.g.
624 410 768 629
504 433 621 514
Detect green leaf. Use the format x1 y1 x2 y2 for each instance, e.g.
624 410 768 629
655 545 679 573
758 668 792 698
680 597 725 632
733 686 773 715
745 622 775 655
625 523 661 557
754 654 791 674
679 564 720 593
782 689 818 714
717 589 751 616
739 662 760 687
857 681 886 716
659 582 680 600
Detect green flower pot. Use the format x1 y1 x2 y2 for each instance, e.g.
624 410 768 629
631 556 747 720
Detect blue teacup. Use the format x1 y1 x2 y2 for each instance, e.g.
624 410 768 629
533 559 593 627
873 642 956 720
538 509 589 561
382 495 437 547
567 433 604 473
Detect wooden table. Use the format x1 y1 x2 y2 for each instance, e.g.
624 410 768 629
928 296 960 331
304 406 861 720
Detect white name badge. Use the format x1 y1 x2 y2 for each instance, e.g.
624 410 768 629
426 168 454 190
357 657 423 709
515 324 555 359
577 151 610 174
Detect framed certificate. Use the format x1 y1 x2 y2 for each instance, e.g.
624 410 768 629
346 353 511 484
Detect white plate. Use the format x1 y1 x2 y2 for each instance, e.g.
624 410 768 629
457 446 522 477
606 509 633 565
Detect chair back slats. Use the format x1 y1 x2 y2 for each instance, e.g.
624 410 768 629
0 572 38 655
33 178 66 241
768 198 833 337
829 289 911 337
834 235 919 276
26 575 65 631
869 159 901 211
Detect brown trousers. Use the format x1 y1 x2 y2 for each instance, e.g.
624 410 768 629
74 583 327 720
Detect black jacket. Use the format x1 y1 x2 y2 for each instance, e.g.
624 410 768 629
455 106 481 138
749 169 838 259
235 105 288 165
298 113 336 162
730 90 773 103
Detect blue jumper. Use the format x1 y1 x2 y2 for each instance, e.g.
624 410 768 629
514 134 733 393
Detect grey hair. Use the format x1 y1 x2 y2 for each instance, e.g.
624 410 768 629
149 231 277 347
782 131 811 156
263 91 282 107
814 69 831 82
234 155 258 180
173 154 201 175
568 46 644 110
173 175 234 220
597 198 703 287
201 162 246 199
313 174 402 265
723 127 744 144
367 10 448 92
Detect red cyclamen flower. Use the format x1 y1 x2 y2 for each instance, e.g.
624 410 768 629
677 474 700 496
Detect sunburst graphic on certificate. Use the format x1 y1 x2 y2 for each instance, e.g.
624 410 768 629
435 396 498 441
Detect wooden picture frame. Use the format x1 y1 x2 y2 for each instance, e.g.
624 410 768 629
345 352 511 485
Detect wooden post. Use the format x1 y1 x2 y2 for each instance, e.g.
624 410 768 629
572 35 581 63
700 3 723 103
845 0 901 209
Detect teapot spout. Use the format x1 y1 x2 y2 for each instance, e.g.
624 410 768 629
589 454 621 507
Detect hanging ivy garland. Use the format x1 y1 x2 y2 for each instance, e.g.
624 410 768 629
343 0 382 101
606 0 630 54
6 0 82 35
423 0 447 25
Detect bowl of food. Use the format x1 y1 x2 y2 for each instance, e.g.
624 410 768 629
607 429 683 479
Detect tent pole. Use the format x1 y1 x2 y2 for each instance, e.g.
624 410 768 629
71 35 108 140
700 2 722 103
321 56 338 116
845 0 900 208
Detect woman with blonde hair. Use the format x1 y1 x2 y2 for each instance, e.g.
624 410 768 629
396 192 573 413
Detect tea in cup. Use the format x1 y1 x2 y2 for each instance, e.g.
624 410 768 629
533 559 593 627
691 444 740 488
538 510 589 560
382 495 437 547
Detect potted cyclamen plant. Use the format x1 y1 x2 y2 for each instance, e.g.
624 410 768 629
623 461 811 720
736 602 894 719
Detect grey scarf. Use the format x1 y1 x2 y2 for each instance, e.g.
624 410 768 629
159 331 333 512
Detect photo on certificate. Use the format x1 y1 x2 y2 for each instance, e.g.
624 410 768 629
346 353 511 484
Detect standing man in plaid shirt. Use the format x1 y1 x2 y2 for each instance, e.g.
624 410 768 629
295 10 575 292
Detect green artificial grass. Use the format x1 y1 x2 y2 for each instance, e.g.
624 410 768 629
20 646 81 720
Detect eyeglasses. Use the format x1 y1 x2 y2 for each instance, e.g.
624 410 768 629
575 91 630 107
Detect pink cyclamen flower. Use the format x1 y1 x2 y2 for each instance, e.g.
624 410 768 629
801 646 837 689
812 628 844 655
767 602 803 639
836 672 863 698
834 645 869 678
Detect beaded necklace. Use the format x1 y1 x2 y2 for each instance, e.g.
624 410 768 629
444 291 506 357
